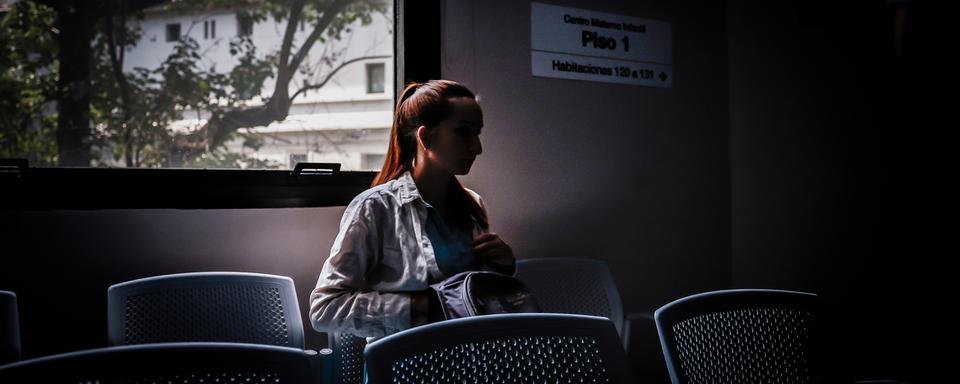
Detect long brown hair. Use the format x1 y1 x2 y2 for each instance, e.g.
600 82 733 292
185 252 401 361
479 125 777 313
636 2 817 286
373 80 488 229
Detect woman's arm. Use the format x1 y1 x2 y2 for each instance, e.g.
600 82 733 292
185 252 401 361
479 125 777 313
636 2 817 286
409 290 431 326
474 232 517 276
466 188 517 276
309 196 412 338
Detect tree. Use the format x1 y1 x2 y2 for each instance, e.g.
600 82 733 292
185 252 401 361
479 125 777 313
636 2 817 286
164 0 391 166
1 0 391 167
0 1 59 166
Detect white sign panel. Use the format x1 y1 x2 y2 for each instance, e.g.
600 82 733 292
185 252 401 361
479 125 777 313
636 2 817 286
531 2 673 88
532 51 672 88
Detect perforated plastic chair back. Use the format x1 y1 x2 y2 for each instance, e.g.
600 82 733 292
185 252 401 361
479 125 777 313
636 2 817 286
654 289 822 384
0 291 21 365
515 258 625 336
107 272 305 348
328 332 367 384
364 313 634 383
0 342 317 383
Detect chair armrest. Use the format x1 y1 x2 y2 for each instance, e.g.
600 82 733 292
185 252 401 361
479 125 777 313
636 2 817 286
306 348 335 384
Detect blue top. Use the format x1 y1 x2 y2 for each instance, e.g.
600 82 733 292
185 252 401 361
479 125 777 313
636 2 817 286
423 202 477 277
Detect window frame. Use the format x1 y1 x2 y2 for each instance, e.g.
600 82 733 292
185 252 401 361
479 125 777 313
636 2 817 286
366 62 386 94
288 153 308 169
204 19 216 39
236 14 253 37
165 22 181 42
1 0 441 210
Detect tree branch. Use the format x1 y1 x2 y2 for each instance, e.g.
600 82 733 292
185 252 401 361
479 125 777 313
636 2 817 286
285 0 356 77
288 54 390 102
105 0 135 166
171 0 374 164
278 0 305 75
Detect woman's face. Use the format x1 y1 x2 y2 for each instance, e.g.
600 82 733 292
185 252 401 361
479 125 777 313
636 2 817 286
425 97 484 175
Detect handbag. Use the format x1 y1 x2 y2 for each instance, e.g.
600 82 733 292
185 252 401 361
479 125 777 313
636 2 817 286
427 270 541 322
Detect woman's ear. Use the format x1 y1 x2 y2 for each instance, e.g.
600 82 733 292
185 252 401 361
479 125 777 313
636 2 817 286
415 125 430 149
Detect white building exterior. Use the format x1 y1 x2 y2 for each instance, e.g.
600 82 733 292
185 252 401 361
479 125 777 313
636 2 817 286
124 3 394 170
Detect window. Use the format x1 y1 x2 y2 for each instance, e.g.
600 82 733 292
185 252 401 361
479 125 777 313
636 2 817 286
165 23 181 42
289 153 307 169
362 153 386 171
366 63 386 94
2 2 395 170
237 15 253 37
204 19 216 39
1 0 443 209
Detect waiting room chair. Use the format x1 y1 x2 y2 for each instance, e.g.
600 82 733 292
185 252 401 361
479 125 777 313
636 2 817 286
0 290 20 365
515 258 635 347
331 258 632 384
327 332 367 384
331 258 634 383
655 289 824 384
107 272 305 348
0 342 318 383
364 313 634 383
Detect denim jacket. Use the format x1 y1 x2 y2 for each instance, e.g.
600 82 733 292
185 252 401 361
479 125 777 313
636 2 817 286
309 171 514 338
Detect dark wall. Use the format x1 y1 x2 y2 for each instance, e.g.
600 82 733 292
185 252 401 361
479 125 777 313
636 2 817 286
444 0 732 315
728 1 951 381
1 208 345 357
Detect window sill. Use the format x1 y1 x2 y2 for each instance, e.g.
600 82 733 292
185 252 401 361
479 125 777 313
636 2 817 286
0 166 375 210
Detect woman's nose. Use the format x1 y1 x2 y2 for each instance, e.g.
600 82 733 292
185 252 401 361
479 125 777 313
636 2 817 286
470 136 483 155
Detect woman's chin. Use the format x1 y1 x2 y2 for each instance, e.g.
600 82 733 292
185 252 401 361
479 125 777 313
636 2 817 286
454 165 473 175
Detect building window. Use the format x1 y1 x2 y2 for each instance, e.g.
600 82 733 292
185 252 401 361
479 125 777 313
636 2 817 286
165 23 181 42
204 19 216 39
366 63 385 94
289 153 308 169
362 153 386 170
237 16 253 37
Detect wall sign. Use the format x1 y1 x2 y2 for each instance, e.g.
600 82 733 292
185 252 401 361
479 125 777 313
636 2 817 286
531 2 673 88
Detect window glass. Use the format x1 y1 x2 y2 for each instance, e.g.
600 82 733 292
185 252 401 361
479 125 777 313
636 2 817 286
1 0 394 170
166 23 181 42
236 14 252 37
367 62 386 94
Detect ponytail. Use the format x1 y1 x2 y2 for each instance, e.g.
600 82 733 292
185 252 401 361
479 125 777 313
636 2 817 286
372 82 423 186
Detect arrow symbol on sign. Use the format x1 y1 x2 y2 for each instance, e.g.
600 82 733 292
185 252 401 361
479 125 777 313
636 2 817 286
659 72 668 81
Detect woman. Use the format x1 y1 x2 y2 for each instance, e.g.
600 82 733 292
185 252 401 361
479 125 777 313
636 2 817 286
309 80 515 338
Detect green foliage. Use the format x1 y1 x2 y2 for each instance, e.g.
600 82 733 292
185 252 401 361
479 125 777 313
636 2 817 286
228 36 276 100
0 1 59 165
321 1 385 41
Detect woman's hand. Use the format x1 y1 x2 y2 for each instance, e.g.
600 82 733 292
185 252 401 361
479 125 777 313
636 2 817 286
473 232 515 269
410 290 431 326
